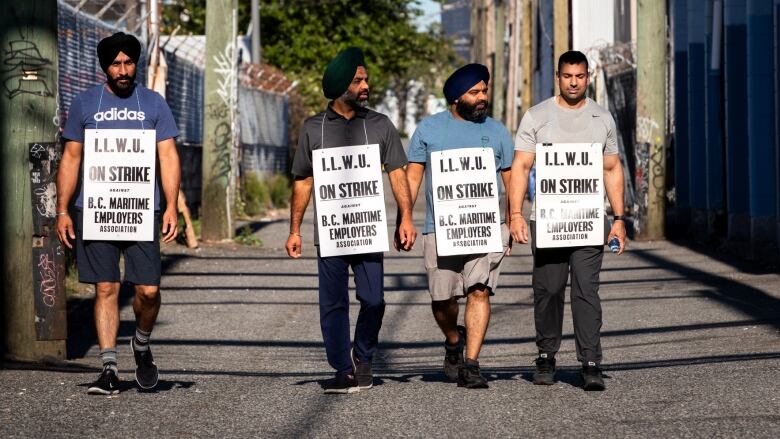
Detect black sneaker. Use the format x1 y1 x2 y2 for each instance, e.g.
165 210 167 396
131 338 159 390
351 348 373 390
457 358 489 389
443 325 466 381
87 366 120 395
533 353 556 385
582 362 605 391
323 372 360 394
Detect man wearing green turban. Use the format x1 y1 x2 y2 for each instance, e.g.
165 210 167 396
286 47 417 394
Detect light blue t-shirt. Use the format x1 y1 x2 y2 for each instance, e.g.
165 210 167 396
62 83 179 210
408 110 515 234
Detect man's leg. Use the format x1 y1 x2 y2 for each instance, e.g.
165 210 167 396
94 282 121 350
351 253 384 389
530 222 570 356
352 252 385 361
431 298 459 344
463 286 490 361
317 254 353 374
569 245 606 391
123 218 163 389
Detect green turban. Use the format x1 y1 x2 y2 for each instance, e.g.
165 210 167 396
322 47 365 99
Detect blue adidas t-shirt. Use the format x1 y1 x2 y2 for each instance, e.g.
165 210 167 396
62 83 179 210
408 110 515 234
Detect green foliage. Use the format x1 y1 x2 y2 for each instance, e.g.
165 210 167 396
234 225 263 246
243 172 271 217
161 0 458 115
267 174 291 208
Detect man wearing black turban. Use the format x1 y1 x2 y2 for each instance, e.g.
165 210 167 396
57 32 181 395
97 32 142 96
404 63 515 389
286 47 416 394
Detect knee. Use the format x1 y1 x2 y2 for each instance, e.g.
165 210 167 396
467 286 490 301
135 285 160 304
363 297 385 311
94 283 118 299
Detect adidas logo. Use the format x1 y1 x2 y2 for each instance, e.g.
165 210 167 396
94 107 146 122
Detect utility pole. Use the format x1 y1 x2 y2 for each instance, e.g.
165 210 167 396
202 0 237 241
251 0 261 64
505 0 521 132
520 0 534 116
552 0 569 95
1 0 66 360
635 0 667 239
493 1 506 123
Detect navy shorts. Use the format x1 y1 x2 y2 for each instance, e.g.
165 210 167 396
75 210 161 286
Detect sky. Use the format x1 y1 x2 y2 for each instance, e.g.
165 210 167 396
415 0 442 30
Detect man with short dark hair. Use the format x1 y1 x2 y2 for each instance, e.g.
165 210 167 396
286 47 416 394
404 64 514 389
56 32 180 394
509 50 627 391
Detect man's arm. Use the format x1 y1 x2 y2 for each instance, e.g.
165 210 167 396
603 153 626 254
508 151 535 243
55 141 83 249
393 162 425 250
500 168 512 254
388 166 416 251
157 138 181 243
285 176 313 258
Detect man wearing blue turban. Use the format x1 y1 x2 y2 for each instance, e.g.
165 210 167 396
403 64 515 388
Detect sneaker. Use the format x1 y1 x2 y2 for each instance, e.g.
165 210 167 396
131 338 159 390
351 348 373 389
323 372 360 394
87 366 120 395
443 325 466 381
457 358 489 389
582 362 605 391
533 353 556 385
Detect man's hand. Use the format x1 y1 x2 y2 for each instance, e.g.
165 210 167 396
393 218 417 251
56 214 76 249
509 215 529 244
286 233 302 258
608 220 627 255
161 208 179 243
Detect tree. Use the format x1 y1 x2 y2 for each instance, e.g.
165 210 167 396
162 0 457 116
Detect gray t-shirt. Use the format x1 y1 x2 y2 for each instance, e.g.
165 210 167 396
515 97 618 220
291 105 407 245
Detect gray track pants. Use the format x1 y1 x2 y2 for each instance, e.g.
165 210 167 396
530 221 604 365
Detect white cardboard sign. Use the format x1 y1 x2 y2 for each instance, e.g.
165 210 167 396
313 144 389 257
82 129 156 241
535 142 604 248
431 147 503 256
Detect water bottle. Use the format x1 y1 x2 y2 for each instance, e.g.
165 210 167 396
608 237 620 253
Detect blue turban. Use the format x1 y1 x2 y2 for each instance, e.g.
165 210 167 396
443 63 490 104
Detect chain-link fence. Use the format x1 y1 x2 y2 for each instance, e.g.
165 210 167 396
58 0 147 128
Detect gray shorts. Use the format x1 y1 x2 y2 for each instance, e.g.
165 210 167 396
422 224 510 301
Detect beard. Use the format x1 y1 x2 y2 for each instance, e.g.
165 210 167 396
342 88 369 109
107 72 136 96
456 98 488 122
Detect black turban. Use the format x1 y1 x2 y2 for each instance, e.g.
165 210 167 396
97 32 141 73
443 63 490 104
322 47 365 99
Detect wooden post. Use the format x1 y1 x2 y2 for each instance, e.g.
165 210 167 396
1 0 67 360
553 0 569 95
201 0 237 241
635 0 667 239
520 0 535 115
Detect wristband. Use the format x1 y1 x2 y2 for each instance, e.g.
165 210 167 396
613 215 624 222
56 211 69 216
289 232 302 237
